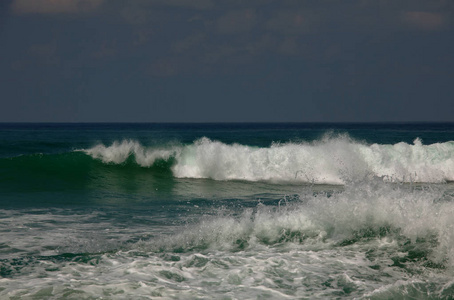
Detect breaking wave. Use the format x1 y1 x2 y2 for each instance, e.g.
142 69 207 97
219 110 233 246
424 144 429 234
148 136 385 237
83 135 454 184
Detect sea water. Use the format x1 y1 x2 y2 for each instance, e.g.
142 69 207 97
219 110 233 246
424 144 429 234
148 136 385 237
0 123 454 299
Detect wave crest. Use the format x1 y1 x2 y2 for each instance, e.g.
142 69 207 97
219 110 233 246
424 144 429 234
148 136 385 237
142 181 454 269
83 136 454 184
83 140 179 167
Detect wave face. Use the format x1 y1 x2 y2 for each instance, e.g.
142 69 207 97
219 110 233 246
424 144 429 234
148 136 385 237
82 136 454 184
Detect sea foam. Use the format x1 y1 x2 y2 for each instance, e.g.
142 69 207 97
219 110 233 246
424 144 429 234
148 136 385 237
142 178 454 268
83 136 454 184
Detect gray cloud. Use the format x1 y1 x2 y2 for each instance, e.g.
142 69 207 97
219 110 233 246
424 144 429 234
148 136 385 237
11 0 104 14
2 0 454 122
402 11 447 31
266 10 323 35
172 33 206 53
216 9 258 34
151 0 214 10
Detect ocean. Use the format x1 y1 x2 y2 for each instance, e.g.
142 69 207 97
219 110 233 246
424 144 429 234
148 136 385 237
1 123 454 299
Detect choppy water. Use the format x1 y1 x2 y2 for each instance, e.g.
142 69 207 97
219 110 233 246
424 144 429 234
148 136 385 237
1 123 454 299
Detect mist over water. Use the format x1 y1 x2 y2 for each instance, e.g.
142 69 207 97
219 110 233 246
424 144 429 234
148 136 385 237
1 123 454 299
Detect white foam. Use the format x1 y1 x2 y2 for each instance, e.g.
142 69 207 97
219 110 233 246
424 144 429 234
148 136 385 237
83 140 179 166
360 138 454 183
2 181 454 299
83 136 454 184
149 181 454 267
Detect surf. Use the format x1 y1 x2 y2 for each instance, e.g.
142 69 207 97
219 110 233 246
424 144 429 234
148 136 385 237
83 135 454 184
2 135 453 193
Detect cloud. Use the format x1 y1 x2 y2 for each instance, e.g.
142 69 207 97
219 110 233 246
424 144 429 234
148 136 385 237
216 9 257 34
151 0 213 10
278 37 299 56
92 40 117 59
119 1 208 25
149 57 185 77
266 10 323 34
172 33 206 53
118 0 213 24
11 0 104 14
402 11 446 31
28 41 60 65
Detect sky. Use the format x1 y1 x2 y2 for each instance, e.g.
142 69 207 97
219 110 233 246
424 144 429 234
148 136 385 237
0 0 453 122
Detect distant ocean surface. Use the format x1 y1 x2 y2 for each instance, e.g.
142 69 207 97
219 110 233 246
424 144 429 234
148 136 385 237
1 123 454 299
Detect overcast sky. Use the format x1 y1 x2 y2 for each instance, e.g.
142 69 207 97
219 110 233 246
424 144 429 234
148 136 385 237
1 0 453 122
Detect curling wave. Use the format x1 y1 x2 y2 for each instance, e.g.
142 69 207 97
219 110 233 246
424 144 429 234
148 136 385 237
83 136 454 184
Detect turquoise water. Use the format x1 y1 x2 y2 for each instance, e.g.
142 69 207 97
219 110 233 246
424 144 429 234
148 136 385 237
1 123 454 299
